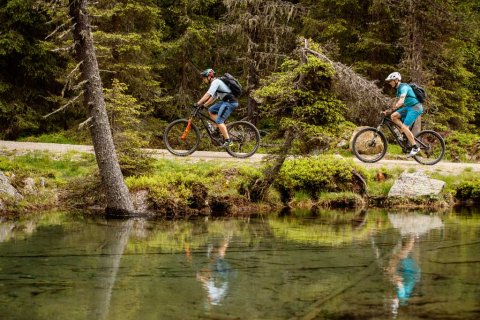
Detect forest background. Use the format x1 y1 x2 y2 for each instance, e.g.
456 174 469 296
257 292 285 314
1 0 479 160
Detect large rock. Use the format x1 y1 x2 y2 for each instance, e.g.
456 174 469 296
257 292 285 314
388 170 445 198
0 171 23 201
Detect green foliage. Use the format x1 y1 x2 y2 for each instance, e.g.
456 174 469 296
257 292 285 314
254 54 348 153
444 131 480 162
91 1 165 108
455 179 480 202
0 0 479 150
0 0 66 139
104 79 154 176
125 159 259 208
274 156 367 202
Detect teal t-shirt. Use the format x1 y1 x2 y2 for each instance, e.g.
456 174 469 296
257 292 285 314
396 83 420 108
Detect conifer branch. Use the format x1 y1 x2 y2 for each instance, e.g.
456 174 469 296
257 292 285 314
45 18 73 40
43 92 83 118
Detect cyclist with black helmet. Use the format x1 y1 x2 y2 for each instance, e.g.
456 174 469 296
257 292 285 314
196 68 239 148
382 72 423 157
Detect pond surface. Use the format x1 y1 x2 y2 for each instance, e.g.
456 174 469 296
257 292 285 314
0 209 479 320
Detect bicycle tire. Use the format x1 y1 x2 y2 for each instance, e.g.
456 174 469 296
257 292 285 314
352 127 388 163
413 130 445 165
225 121 260 158
163 119 200 156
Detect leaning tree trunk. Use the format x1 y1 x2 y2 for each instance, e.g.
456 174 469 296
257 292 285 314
69 0 134 215
250 129 295 202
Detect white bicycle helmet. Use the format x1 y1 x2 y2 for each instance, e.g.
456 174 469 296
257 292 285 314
385 72 401 81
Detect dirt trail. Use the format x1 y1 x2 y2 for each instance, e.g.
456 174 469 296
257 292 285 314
2 140 479 174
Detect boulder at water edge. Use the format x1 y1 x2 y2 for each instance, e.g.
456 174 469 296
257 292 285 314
388 170 445 198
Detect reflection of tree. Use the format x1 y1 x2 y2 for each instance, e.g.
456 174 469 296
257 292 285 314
88 219 133 320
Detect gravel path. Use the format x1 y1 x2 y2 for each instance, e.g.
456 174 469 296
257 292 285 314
2 140 479 174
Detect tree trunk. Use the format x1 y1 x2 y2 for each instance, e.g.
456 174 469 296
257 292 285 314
250 129 294 202
69 0 134 216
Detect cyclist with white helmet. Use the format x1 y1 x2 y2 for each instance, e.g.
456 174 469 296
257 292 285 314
382 72 423 157
196 68 239 148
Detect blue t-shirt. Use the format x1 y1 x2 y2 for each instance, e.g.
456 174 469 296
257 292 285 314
396 83 420 108
207 78 231 100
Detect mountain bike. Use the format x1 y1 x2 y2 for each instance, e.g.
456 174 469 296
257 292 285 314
163 104 260 158
351 115 445 165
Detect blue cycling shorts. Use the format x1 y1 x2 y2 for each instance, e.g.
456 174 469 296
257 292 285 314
397 104 423 127
208 101 238 124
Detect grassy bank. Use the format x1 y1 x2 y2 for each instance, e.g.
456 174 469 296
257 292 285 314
1 150 480 216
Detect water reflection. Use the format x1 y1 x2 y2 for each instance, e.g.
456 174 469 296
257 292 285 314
386 213 443 318
88 219 133 320
196 235 232 308
0 210 479 320
387 234 420 316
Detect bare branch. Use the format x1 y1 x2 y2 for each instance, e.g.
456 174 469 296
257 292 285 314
61 61 83 97
45 17 73 40
43 92 82 118
51 43 75 52
78 117 92 129
302 39 391 126
71 79 88 91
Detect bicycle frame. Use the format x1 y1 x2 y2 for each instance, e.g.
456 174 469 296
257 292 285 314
183 105 222 144
377 116 429 153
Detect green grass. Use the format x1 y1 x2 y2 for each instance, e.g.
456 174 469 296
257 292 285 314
0 151 96 185
18 130 90 145
430 169 480 194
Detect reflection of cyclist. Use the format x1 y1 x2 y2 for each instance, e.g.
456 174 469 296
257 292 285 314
382 72 423 157
196 237 232 308
196 68 239 148
386 235 421 316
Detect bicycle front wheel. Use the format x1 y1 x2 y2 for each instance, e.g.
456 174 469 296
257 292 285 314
351 127 387 163
163 119 200 156
413 130 445 165
225 121 260 158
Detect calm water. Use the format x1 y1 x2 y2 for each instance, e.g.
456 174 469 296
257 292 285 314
0 209 479 320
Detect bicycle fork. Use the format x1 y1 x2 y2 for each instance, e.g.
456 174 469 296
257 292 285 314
181 119 192 140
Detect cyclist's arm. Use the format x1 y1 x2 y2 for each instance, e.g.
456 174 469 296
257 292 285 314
197 80 220 106
197 92 212 106
385 94 406 114
203 95 216 107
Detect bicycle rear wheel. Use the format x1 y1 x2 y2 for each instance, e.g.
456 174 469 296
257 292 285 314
163 119 200 156
351 127 387 163
225 121 260 158
413 130 445 165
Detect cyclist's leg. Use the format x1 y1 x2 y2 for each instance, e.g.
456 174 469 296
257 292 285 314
208 103 221 126
215 101 238 140
392 107 415 145
402 105 423 144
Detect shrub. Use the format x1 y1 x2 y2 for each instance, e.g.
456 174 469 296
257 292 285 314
455 179 480 202
444 131 480 162
274 156 367 203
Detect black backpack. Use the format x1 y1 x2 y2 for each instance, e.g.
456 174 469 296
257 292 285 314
219 73 242 98
409 83 427 103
